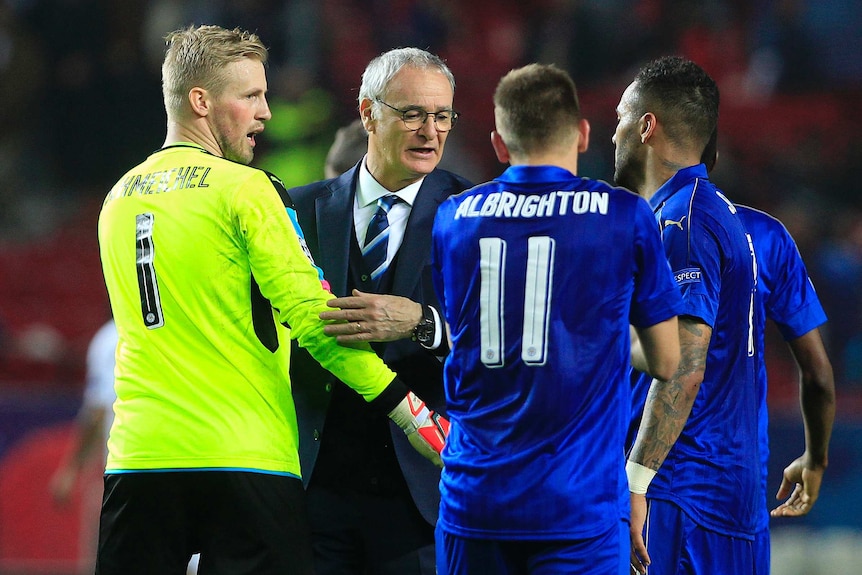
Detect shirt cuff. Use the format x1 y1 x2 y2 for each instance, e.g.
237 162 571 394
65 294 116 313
419 305 443 351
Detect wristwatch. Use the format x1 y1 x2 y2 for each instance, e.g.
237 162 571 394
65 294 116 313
411 305 436 347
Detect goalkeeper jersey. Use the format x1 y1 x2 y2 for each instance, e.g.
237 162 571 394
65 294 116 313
431 165 683 540
99 143 395 476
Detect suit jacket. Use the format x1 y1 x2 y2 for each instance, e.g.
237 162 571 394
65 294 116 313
288 163 472 524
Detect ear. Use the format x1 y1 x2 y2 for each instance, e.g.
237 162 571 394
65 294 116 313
640 112 657 144
188 87 209 117
490 130 510 164
577 118 590 153
359 98 375 132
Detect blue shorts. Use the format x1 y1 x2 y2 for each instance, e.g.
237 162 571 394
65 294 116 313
435 520 629 575
645 499 755 575
753 525 770 575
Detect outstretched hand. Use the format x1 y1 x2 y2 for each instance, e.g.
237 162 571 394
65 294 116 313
320 289 422 343
770 454 825 517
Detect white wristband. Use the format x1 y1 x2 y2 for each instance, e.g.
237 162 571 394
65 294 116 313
626 460 657 495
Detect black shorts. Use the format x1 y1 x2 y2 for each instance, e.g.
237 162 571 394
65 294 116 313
96 470 314 575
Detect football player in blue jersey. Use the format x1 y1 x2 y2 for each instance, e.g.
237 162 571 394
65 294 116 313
737 203 836 574
431 63 684 575
627 201 837 575
701 134 836 574
615 56 760 574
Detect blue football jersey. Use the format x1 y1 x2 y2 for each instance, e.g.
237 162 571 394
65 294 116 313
431 165 683 540
737 204 827 532
634 164 760 539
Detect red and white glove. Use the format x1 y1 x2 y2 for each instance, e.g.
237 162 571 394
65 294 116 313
388 391 450 468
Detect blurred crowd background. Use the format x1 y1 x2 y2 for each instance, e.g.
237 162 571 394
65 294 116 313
0 0 860 573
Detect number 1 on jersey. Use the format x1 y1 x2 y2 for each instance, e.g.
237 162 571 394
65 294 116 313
136 213 165 329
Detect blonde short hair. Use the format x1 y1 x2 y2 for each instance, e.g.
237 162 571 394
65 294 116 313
162 25 268 120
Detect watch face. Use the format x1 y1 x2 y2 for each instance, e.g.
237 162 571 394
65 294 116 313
414 306 436 345
417 323 434 344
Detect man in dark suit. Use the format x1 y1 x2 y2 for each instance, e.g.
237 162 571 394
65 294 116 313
288 47 472 575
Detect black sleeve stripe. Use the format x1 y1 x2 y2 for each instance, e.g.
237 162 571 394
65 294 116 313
261 169 295 209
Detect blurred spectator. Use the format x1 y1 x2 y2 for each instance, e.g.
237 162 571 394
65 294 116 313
524 0 671 85
747 0 823 96
47 319 117 569
811 210 862 389
0 3 45 134
0 3 51 241
324 119 368 178
49 320 117 506
802 0 862 88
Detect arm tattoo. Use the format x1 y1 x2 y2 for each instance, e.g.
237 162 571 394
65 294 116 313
630 316 711 471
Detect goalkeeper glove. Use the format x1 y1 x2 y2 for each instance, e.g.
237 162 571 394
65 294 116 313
388 391 450 468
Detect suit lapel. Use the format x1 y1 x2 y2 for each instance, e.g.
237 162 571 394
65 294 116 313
391 171 450 296
315 169 357 297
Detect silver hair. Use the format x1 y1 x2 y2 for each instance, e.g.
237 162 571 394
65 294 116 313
358 47 455 117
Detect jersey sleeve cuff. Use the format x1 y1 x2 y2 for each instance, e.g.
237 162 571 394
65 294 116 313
368 377 410 415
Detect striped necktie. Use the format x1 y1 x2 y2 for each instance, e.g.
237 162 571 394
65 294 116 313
362 195 399 285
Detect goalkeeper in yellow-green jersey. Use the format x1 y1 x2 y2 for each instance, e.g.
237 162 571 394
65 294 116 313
95 25 447 575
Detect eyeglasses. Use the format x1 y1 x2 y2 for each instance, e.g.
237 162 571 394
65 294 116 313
375 99 459 132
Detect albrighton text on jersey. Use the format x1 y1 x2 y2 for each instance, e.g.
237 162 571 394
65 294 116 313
454 190 609 220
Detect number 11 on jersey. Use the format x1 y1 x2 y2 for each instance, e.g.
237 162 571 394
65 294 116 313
479 236 555 368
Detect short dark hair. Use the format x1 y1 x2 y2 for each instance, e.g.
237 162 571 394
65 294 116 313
325 119 368 178
493 63 581 156
632 56 719 154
